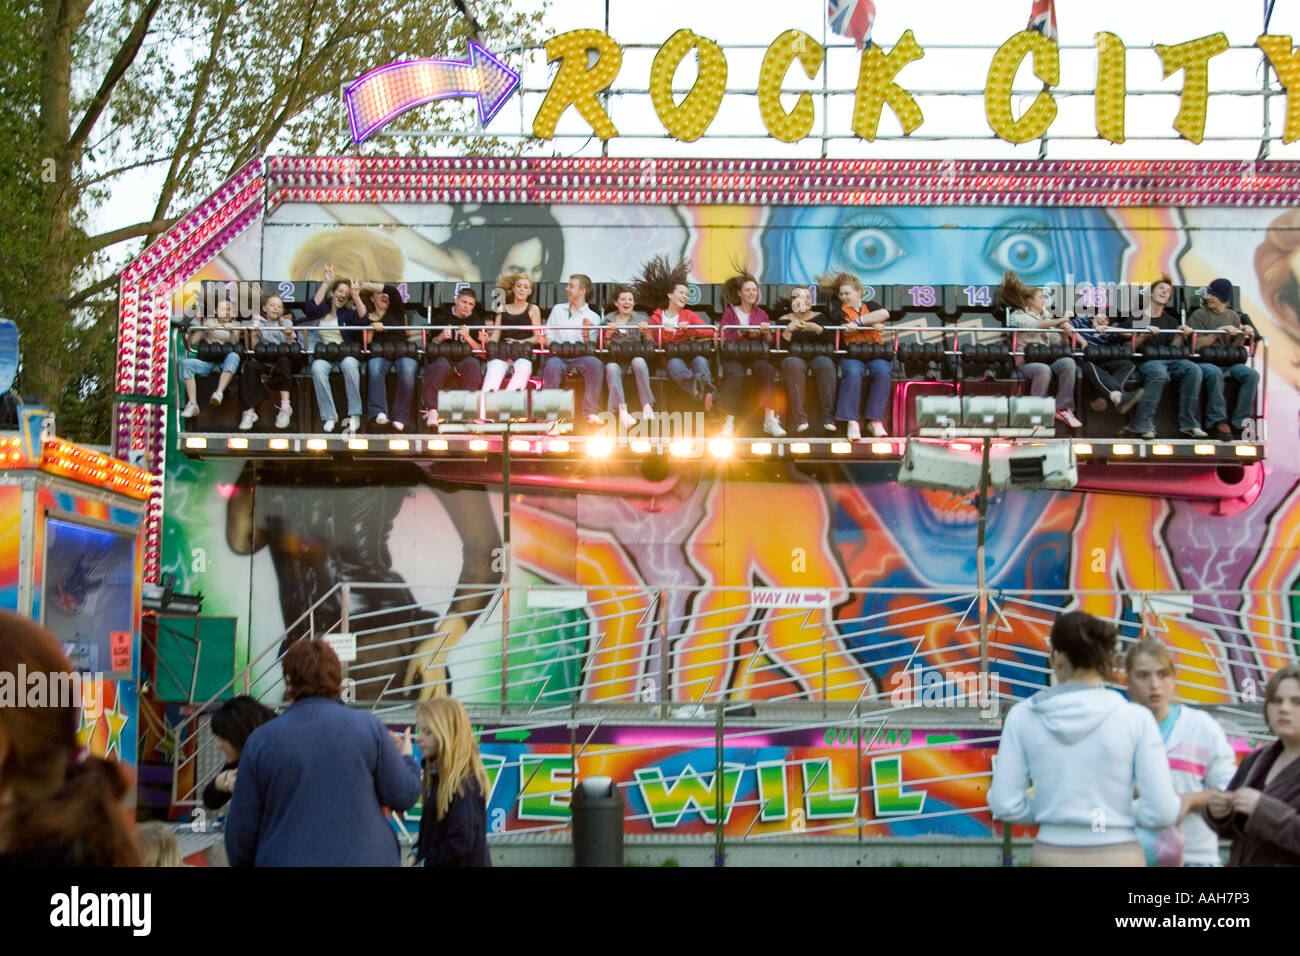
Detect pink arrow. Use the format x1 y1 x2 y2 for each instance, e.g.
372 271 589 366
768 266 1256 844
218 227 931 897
345 42 520 143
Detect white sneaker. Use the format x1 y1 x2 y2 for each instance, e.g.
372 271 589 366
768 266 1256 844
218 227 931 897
239 409 258 431
209 390 224 406
1056 408 1082 430
392 420 404 432
763 412 786 438
180 402 200 419
822 421 836 433
322 418 336 433
424 409 440 428
796 421 811 433
1108 390 1122 407
342 415 360 436
618 405 637 429
374 412 390 426
866 420 888 438
846 421 862 441
721 415 735 438
275 404 293 429
641 404 655 420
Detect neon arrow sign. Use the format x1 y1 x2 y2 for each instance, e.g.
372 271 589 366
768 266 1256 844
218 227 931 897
345 41 520 143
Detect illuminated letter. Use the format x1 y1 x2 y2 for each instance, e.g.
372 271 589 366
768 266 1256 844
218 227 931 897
1155 33 1229 144
758 29 824 143
852 29 925 141
649 29 728 142
1258 35 1300 144
532 29 623 141
516 755 574 820
871 755 927 815
633 762 744 828
802 759 858 820
1094 32 1127 144
985 30 1059 144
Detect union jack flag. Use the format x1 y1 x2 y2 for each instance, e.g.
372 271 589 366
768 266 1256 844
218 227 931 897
828 0 876 50
1026 0 1058 42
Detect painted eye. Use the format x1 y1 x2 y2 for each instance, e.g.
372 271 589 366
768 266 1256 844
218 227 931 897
843 228 905 271
987 230 1052 275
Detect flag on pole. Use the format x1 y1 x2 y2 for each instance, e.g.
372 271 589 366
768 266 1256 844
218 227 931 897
828 0 876 50
1026 0 1058 42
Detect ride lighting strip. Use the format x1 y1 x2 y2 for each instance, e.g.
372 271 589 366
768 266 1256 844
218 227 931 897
176 433 1259 463
263 157 1300 211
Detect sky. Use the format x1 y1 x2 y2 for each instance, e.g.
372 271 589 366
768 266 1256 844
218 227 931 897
93 0 1300 266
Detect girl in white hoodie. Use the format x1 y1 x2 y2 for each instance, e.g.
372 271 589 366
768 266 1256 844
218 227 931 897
989 612 1180 866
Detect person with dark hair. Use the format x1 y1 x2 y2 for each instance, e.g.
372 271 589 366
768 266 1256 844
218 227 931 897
224 638 422 866
1187 277 1261 440
1125 276 1205 440
988 611 1179 866
1205 664 1300 865
361 282 418 431
237 293 296 431
1124 639 1236 866
602 285 656 428
423 287 485 429
202 695 277 811
443 205 564 285
824 271 891 440
304 264 368 435
718 273 783 438
541 274 606 426
413 697 491 867
0 611 141 865
636 256 716 411
1000 271 1082 431
778 285 838 434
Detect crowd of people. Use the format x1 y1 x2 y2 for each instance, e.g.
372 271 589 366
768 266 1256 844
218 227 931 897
2 609 1295 867
179 263 1261 442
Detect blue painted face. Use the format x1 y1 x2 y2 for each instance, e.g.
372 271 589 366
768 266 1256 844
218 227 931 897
760 206 1126 287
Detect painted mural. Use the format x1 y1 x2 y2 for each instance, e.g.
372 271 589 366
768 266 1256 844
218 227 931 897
156 199 1300 832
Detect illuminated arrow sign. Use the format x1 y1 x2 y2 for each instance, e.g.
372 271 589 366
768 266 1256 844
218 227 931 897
345 41 520 142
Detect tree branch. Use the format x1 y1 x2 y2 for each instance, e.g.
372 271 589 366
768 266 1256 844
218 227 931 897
66 0 164 158
65 273 120 309
87 217 179 251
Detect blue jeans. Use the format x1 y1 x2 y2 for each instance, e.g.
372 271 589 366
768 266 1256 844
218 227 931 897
1199 362 1260 429
835 358 891 423
665 355 713 399
720 359 777 414
781 355 837 427
310 355 362 421
179 351 241 379
422 356 483 410
1019 356 1077 411
1132 360 1201 433
606 358 654 411
542 355 604 417
366 356 418 427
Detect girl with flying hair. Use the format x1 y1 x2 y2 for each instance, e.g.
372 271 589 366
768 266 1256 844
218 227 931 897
413 697 491 867
635 255 716 411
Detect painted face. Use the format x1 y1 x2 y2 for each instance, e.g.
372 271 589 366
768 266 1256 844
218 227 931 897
416 718 440 761
454 294 475 318
332 282 351 308
566 276 585 305
1126 653 1176 713
839 284 862 310
669 284 689 309
1266 677 1300 739
513 276 532 302
262 296 284 321
501 238 544 285
791 287 811 312
615 291 635 314
739 280 759 309
1152 282 1173 306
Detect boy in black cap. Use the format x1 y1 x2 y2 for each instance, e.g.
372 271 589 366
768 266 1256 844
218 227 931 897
1187 278 1260 440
